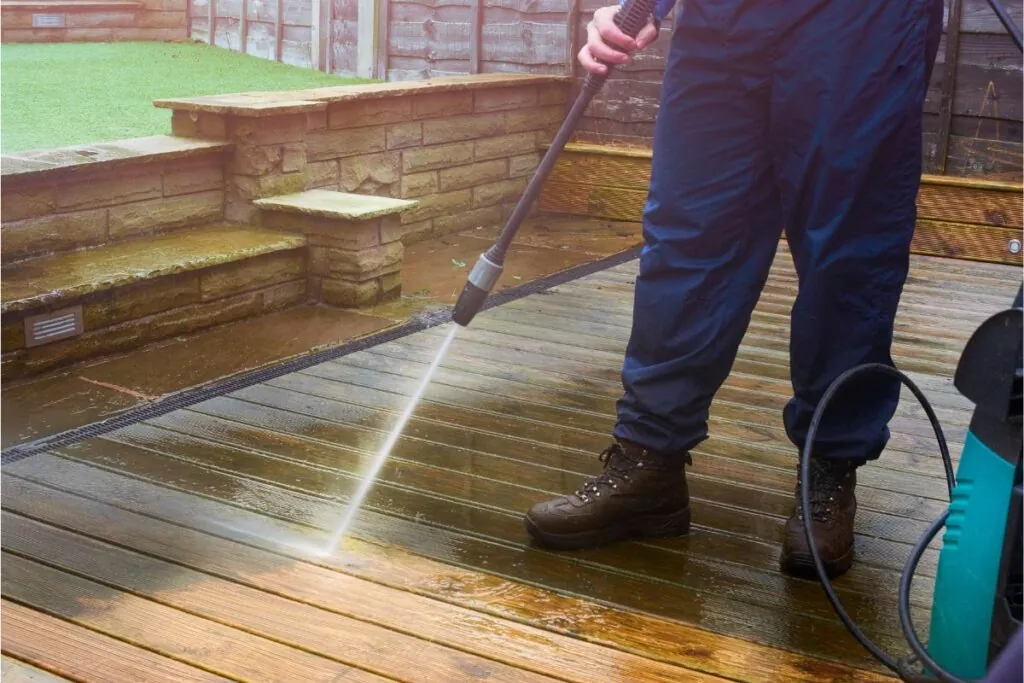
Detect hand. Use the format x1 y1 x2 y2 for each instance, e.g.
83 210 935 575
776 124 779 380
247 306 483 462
578 5 659 76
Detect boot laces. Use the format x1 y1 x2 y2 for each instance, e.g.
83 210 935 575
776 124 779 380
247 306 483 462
574 443 641 503
798 459 852 523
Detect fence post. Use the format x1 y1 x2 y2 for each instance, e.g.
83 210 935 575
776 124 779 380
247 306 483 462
936 0 964 175
208 0 215 44
313 0 331 71
357 0 375 77
470 0 482 73
275 0 284 61
241 0 249 53
375 0 389 79
566 0 580 76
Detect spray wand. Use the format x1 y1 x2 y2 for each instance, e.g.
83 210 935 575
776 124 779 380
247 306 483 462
450 0 658 327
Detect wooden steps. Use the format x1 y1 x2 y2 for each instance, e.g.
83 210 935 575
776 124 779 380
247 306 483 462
1 225 307 380
255 189 418 307
537 142 1024 266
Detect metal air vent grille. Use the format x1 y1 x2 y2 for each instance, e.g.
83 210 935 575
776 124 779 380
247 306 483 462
25 306 84 348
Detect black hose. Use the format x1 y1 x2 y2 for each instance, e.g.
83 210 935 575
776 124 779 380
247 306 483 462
799 362 972 682
898 509 972 683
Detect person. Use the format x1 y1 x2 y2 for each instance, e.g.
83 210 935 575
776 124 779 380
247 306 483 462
523 0 944 578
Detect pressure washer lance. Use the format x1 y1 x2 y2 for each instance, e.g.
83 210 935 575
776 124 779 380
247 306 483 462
450 0 658 327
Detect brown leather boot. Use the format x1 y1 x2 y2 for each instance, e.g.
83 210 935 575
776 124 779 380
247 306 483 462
780 458 859 578
524 439 692 550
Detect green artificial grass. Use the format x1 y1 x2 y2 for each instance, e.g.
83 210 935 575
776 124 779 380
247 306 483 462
1 41 371 153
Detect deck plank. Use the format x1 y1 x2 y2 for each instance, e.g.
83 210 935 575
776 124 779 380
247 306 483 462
1 554 392 683
1 472 731 683
2 247 1019 680
2 467 886 683
1 656 73 683
0 512 558 683
0 601 231 683
9 443 915 663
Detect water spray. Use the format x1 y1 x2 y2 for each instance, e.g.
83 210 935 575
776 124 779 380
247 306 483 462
325 0 658 553
451 0 659 327
325 325 460 554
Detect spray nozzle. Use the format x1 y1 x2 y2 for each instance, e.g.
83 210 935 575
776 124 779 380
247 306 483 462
451 252 504 326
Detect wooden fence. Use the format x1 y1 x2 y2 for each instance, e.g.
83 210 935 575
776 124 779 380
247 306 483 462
186 0 573 78
187 0 1022 179
573 0 1023 179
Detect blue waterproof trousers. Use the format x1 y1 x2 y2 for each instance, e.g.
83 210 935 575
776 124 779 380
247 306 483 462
614 0 944 462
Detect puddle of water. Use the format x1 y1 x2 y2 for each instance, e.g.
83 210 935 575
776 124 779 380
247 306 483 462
324 324 461 555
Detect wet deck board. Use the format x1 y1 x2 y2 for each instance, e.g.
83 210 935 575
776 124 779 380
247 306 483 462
1 655 75 683
3 245 1020 681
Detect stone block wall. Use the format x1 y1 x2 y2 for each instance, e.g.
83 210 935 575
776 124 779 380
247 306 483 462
1 137 227 265
260 207 409 307
1 245 307 380
1 0 187 43
158 74 572 245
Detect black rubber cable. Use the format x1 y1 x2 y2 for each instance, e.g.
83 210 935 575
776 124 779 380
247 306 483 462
898 509 972 683
800 362 971 682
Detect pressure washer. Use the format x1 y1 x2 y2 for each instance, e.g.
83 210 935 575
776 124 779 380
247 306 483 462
449 0 1024 678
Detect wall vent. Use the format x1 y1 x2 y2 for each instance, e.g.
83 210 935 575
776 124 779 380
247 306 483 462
25 306 84 348
31 13 66 27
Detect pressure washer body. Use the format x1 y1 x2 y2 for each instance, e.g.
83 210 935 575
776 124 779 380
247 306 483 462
924 292 1022 680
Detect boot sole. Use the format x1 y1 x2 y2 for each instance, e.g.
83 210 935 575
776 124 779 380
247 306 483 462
523 506 691 551
779 545 854 579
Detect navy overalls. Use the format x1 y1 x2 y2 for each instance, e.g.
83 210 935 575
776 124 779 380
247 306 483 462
613 0 945 462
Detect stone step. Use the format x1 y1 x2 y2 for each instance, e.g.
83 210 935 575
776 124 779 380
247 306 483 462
254 189 417 222
1 135 230 266
2 225 308 380
255 190 418 308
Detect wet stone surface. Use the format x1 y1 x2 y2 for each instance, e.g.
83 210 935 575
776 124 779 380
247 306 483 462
1 226 305 313
2 216 641 449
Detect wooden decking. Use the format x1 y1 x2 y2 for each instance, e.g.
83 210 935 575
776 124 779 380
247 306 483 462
2 245 1020 682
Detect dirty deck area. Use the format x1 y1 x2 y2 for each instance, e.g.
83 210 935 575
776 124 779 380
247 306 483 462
2 245 1020 682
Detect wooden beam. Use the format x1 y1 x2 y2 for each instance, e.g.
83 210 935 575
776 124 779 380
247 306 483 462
310 0 320 68
374 0 389 79
356 0 375 78
311 0 330 71
566 0 581 76
469 0 482 74
207 0 214 44
323 0 333 73
274 0 283 62
240 0 249 53
935 0 965 174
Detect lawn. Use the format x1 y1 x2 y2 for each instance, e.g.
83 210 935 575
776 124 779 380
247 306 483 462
0 42 371 153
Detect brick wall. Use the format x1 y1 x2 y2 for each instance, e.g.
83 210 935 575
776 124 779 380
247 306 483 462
1 0 187 43
1 138 227 264
158 74 572 244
